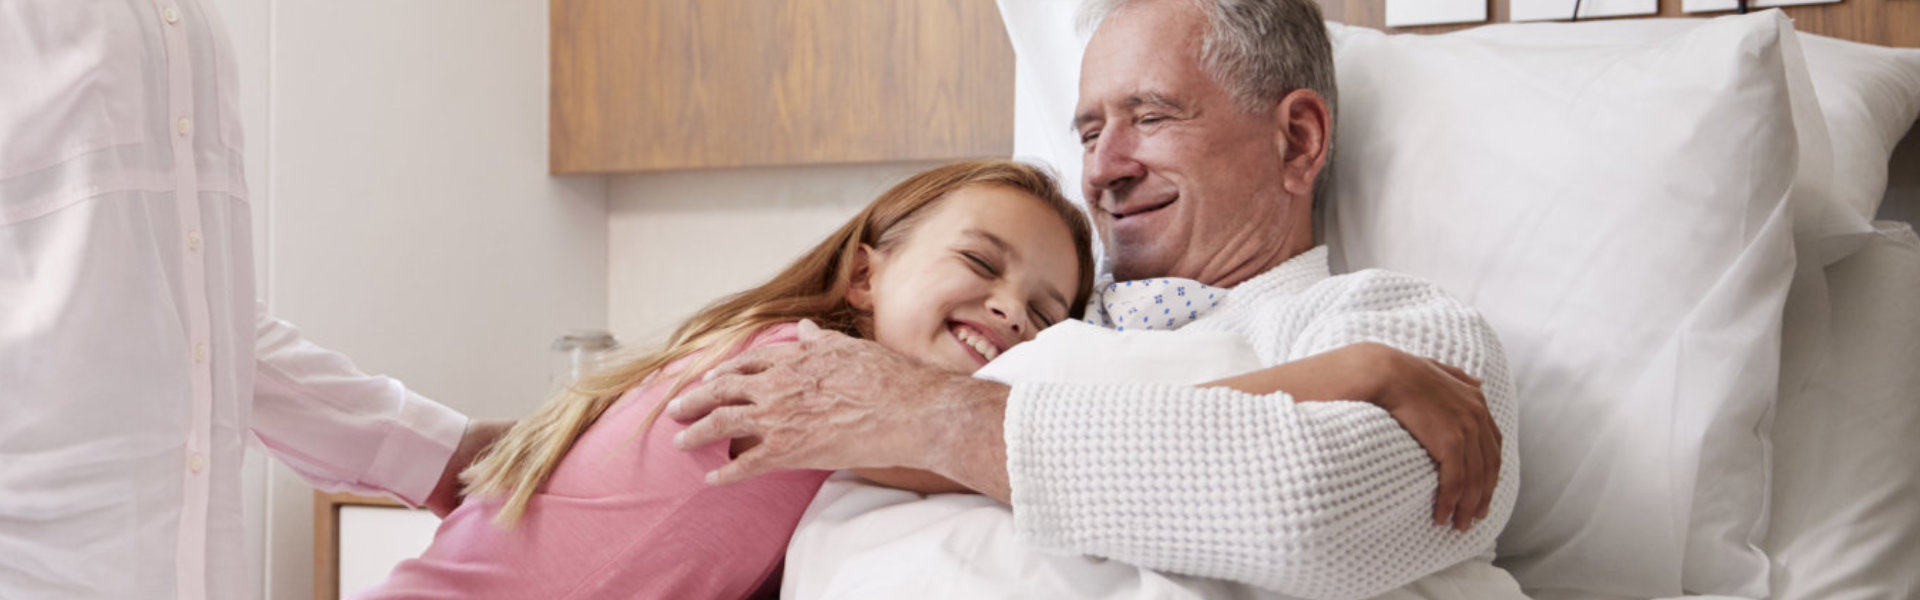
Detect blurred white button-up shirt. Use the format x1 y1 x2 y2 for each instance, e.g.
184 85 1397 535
0 1 467 598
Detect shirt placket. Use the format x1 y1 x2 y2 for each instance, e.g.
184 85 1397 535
154 1 214 598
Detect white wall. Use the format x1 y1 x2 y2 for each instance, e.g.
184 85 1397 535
210 0 608 598
607 163 942 346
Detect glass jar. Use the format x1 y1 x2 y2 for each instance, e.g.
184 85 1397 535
550 330 619 388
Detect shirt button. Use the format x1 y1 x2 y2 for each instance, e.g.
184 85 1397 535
163 6 181 24
189 453 205 473
176 116 193 137
193 343 208 364
186 230 202 251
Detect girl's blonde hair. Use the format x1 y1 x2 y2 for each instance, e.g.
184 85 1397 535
462 159 1096 525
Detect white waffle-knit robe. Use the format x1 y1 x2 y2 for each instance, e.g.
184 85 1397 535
1001 246 1520 599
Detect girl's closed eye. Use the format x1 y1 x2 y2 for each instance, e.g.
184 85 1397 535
1029 304 1056 329
961 251 999 277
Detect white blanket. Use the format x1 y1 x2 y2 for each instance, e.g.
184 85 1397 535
781 322 1529 600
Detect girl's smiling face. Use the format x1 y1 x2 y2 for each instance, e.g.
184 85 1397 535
850 184 1085 374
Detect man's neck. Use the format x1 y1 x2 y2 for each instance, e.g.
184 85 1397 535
1196 232 1316 289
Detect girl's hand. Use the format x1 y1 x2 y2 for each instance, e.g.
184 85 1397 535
1203 343 1500 532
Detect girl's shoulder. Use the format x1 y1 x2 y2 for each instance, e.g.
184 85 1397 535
744 321 803 349
552 322 808 496
651 322 804 384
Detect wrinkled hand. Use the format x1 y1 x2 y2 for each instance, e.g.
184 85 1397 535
1344 343 1499 532
667 321 988 487
425 418 514 518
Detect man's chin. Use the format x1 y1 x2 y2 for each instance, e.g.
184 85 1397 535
1106 253 1177 283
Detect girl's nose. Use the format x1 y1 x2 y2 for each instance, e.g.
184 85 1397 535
990 306 1022 335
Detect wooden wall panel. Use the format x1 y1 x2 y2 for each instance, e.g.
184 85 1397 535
551 0 1015 174
1318 0 1920 45
553 0 1908 174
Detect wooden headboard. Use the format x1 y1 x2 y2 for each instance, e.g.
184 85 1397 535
1317 0 1920 46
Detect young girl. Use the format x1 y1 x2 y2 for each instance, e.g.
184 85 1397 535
352 160 1097 600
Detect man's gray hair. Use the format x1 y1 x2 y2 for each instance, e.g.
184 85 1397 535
1078 0 1339 239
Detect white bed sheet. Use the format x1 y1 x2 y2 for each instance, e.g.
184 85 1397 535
782 474 1528 600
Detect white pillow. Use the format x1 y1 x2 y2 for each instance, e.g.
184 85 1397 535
1802 37 1920 223
1764 222 1920 599
1452 18 1920 261
1321 13 1809 598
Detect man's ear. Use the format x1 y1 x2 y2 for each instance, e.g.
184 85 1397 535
847 244 880 312
1272 88 1332 198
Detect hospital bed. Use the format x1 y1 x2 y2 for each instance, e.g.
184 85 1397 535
782 2 1920 599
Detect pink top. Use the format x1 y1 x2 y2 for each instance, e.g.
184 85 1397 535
355 323 830 600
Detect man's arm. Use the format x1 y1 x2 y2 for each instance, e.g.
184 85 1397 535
678 327 1494 521
1200 342 1500 529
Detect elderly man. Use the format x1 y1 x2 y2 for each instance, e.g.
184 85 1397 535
672 0 1516 596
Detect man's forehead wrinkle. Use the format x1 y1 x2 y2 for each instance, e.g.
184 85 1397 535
1126 91 1185 110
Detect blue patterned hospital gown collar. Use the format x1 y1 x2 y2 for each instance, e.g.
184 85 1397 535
1097 278 1224 331
1088 246 1332 331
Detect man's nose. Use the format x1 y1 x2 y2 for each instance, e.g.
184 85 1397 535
1085 129 1144 193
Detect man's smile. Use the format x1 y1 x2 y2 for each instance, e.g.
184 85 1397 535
1104 193 1177 220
